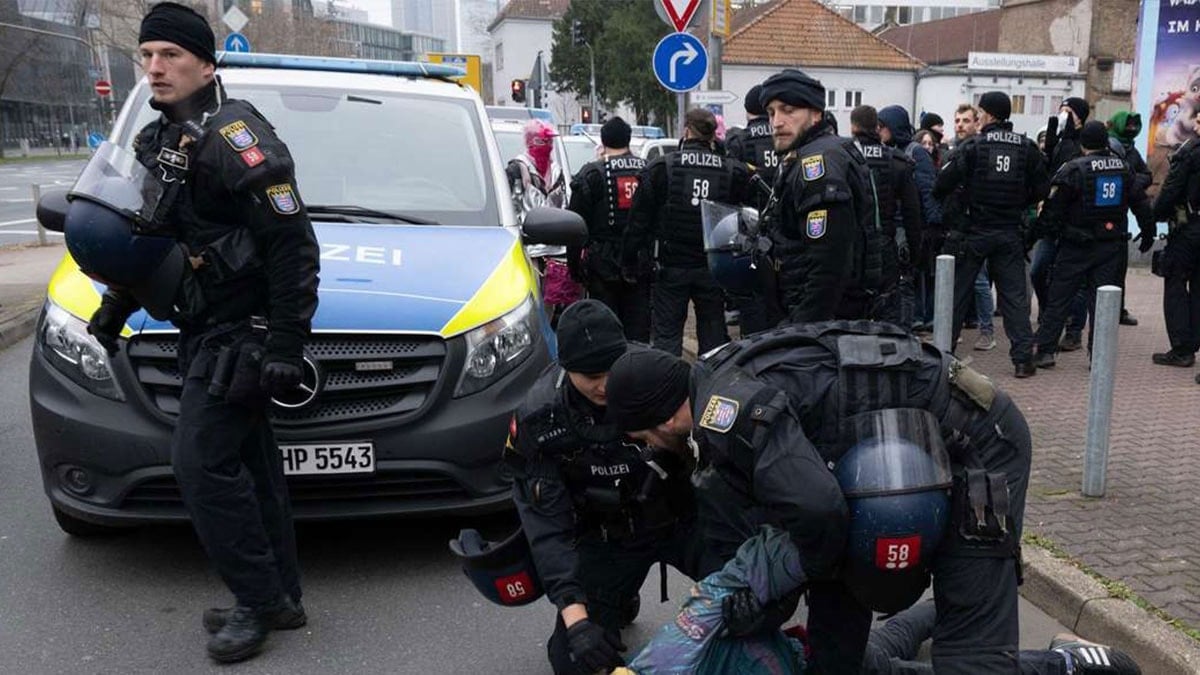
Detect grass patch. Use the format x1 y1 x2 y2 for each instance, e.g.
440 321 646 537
0 153 89 165
1023 532 1200 643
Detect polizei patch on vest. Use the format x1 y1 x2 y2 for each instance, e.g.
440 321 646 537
801 154 825 180
699 395 739 433
157 147 188 170
806 209 828 239
266 183 299 214
219 120 258 151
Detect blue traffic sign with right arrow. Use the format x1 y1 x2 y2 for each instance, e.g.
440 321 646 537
652 32 707 93
224 32 251 53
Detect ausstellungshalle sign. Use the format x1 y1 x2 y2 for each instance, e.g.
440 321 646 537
967 51 1080 74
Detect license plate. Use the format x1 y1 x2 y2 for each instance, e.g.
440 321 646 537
280 442 375 476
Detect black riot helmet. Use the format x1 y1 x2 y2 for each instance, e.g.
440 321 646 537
448 528 544 607
834 408 952 614
700 199 766 295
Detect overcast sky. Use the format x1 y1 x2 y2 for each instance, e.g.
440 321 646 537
348 0 392 26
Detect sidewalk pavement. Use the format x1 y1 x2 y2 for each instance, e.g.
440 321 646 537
5 244 1200 671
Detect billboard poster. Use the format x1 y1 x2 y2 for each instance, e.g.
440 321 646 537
1134 0 1200 195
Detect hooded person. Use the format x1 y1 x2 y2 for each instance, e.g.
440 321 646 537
879 105 942 233
506 119 564 212
1103 110 1155 326
1049 96 1090 173
501 299 717 675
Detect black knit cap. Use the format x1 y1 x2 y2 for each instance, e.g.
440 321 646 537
556 300 627 374
978 91 1011 121
1062 97 1090 123
1079 120 1109 150
759 69 825 112
606 349 691 432
744 84 766 116
139 2 216 65
600 116 631 149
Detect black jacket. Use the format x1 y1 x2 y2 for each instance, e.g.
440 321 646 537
1037 149 1153 243
934 121 1050 230
1153 138 1200 225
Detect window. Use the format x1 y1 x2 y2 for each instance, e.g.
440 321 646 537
929 7 942 20
1011 94 1026 115
827 89 839 109
495 43 504 71
1030 95 1045 115
854 5 867 22
973 92 983 106
870 5 884 23
898 6 912 23
844 90 863 108
1049 95 1063 112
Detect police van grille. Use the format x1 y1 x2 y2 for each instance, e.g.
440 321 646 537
126 334 447 427
122 471 469 508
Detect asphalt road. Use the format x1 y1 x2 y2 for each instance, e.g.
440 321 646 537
0 159 84 246
0 335 1071 674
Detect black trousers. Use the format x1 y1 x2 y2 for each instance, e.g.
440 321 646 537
652 266 729 356
1162 223 1200 353
952 229 1034 365
547 520 719 675
587 276 651 343
172 326 301 610
1035 240 1125 355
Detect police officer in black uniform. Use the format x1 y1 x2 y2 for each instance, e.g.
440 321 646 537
851 105 923 325
606 321 1034 675
625 108 752 356
758 69 881 323
1151 107 1200 369
566 117 650 342
504 300 715 674
934 91 1050 378
84 4 318 663
1032 121 1154 368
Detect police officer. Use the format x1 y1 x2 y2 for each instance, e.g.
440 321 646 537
1107 110 1155 326
1032 121 1154 369
757 69 880 324
504 300 715 674
850 105 923 326
566 117 650 342
606 321 1034 675
1151 106 1200 369
625 108 751 356
83 4 318 663
934 91 1050 377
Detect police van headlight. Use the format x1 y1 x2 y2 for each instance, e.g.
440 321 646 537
37 301 124 401
455 296 537 397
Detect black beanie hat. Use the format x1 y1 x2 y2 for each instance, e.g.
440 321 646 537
744 84 766 116
1080 120 1109 150
978 91 1011 121
606 349 691 432
1063 97 1090 123
139 2 216 65
556 300 627 374
920 112 944 131
600 116 632 149
759 69 825 112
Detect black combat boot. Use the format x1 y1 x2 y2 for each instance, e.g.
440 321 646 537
1014 362 1037 378
206 606 269 664
204 595 306 634
1059 331 1083 352
1033 351 1056 369
1151 349 1195 367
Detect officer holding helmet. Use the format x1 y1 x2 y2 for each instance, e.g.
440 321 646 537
499 300 715 675
605 321 1034 674
73 3 318 663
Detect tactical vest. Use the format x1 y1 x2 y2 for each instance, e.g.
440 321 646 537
516 367 691 537
659 143 734 267
966 126 1032 225
595 154 645 242
740 119 779 206
1066 152 1130 241
856 138 899 234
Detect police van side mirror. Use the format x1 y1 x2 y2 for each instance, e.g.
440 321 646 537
36 188 70 233
521 207 587 247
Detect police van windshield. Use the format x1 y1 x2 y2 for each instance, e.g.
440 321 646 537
120 83 499 227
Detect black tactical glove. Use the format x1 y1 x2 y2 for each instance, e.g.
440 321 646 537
87 298 135 356
722 588 766 637
259 355 304 397
566 619 626 672
1136 230 1156 254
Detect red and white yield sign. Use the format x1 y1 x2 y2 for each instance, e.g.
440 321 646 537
94 80 112 97
659 0 703 32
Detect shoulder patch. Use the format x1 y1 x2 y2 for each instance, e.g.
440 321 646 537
219 120 258 151
265 183 299 214
239 146 266 168
698 395 740 434
806 210 828 239
801 154 825 181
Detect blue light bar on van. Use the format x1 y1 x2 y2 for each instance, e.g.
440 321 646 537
216 52 466 79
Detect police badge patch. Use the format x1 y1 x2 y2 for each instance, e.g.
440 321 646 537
801 154 825 180
219 120 258 151
698 395 739 433
806 210 828 239
266 183 299 214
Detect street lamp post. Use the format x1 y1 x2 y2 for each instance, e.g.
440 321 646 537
586 42 596 123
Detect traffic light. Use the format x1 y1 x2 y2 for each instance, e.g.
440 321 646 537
581 108 592 124
571 20 585 47
511 79 527 104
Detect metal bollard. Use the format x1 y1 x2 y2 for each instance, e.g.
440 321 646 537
31 183 46 246
1082 285 1122 498
933 254 955 352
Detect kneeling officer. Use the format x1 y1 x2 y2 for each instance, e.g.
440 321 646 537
499 300 716 674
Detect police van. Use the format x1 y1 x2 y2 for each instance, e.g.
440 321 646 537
29 54 584 535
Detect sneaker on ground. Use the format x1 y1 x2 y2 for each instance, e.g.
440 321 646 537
974 332 996 351
1049 634 1141 675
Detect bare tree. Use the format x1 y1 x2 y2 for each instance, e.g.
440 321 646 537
0 27 46 158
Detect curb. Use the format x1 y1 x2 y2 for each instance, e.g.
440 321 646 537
0 301 41 352
1021 545 1200 674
